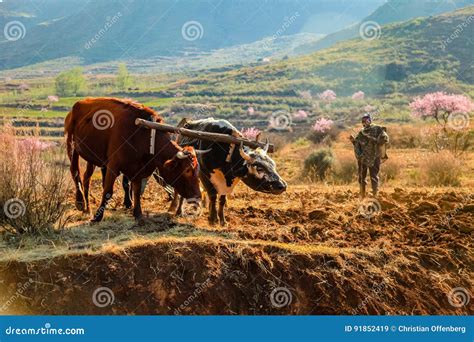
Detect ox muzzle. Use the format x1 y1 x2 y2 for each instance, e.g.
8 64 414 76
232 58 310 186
181 197 202 217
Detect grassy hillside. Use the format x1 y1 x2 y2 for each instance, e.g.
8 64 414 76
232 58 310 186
158 6 474 99
300 0 474 53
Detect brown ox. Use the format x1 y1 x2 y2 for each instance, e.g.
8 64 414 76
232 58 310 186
65 98 203 223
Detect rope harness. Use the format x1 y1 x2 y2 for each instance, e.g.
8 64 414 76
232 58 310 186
150 121 156 155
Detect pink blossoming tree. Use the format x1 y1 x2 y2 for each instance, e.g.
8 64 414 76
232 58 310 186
47 95 59 108
318 89 337 101
410 92 473 154
410 92 473 125
18 137 54 152
351 91 365 100
241 127 261 141
312 117 334 133
293 110 308 121
308 118 338 145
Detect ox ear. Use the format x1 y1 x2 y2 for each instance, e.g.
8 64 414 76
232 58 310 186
164 157 178 170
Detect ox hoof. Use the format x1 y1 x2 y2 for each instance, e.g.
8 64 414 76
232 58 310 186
208 217 218 226
135 216 146 226
75 201 86 212
219 220 227 227
124 201 132 209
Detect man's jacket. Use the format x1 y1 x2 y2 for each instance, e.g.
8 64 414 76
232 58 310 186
353 125 389 167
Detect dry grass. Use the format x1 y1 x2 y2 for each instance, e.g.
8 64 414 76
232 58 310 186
380 155 402 183
419 151 463 186
387 124 425 149
0 127 72 234
332 150 357 184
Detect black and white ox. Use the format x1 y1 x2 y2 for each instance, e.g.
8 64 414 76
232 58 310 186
171 118 287 225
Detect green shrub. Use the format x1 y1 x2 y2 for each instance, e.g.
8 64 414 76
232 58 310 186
294 137 310 147
303 148 334 181
55 67 85 96
116 63 132 91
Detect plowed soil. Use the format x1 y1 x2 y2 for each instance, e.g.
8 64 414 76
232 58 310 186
0 181 472 315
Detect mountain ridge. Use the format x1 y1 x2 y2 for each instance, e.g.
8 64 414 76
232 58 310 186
298 0 474 53
0 0 384 70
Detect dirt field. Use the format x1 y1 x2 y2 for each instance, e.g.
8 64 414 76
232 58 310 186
0 176 472 315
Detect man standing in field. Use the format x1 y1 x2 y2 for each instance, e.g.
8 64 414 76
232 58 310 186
350 114 389 199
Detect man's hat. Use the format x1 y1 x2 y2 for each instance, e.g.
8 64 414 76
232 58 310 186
361 113 372 121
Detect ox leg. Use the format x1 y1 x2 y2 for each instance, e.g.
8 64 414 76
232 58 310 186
70 149 86 212
122 175 132 209
91 166 118 223
100 166 106 188
131 179 145 224
168 189 180 213
176 196 184 216
208 194 218 225
218 195 227 226
83 162 95 213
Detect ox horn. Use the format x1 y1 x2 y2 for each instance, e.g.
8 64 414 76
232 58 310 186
176 151 187 159
194 148 212 155
263 138 269 153
239 142 253 162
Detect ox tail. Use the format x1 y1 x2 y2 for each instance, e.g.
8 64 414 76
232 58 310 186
64 111 74 160
65 109 86 211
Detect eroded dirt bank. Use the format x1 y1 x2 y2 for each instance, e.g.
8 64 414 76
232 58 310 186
0 187 472 315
